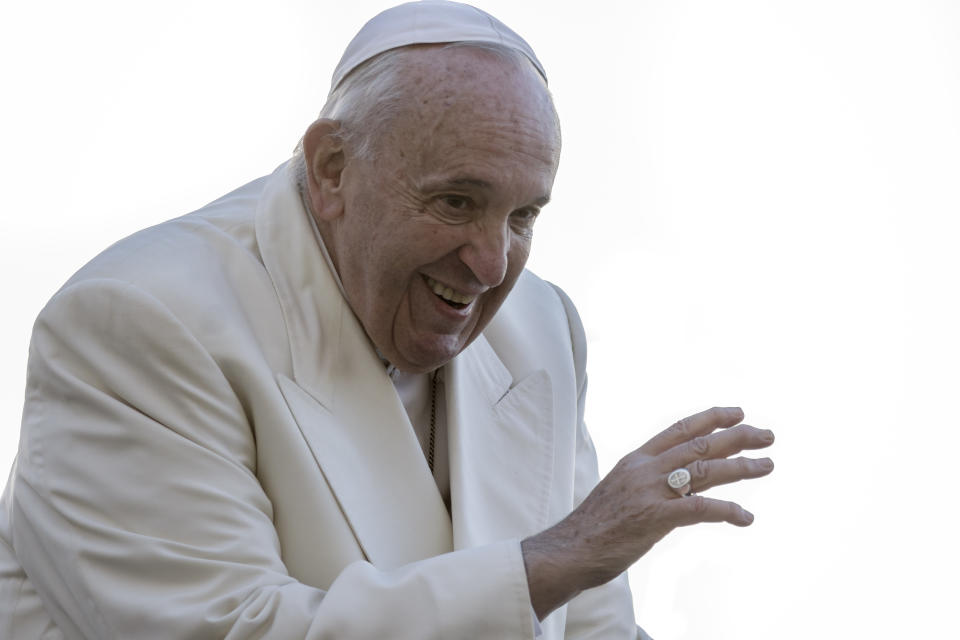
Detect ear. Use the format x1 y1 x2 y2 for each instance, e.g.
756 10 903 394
302 119 346 221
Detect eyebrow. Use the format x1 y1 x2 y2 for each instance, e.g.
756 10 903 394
448 177 492 189
422 176 552 206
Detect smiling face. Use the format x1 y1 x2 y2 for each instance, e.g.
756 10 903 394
307 47 561 373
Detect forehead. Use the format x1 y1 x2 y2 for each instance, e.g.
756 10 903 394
399 46 554 118
382 47 561 174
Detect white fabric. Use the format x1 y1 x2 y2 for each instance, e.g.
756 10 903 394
331 0 547 91
391 367 451 510
0 161 644 638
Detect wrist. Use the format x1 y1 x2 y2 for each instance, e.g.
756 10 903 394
521 517 602 620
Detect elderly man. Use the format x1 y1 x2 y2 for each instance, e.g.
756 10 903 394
0 1 774 638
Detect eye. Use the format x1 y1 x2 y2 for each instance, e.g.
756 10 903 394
440 195 471 211
432 194 476 224
510 208 540 232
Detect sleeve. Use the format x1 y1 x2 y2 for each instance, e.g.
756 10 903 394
7 279 538 639
548 284 653 640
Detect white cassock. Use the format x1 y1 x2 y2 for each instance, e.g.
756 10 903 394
0 161 649 639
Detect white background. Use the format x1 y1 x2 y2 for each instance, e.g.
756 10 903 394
2 1 957 637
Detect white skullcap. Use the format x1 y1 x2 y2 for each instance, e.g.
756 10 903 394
330 0 546 93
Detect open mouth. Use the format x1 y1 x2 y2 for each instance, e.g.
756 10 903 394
424 276 474 310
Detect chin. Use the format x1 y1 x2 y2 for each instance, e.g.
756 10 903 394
393 335 474 373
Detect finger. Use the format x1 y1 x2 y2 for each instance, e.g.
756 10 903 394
660 424 775 470
639 406 744 456
687 456 774 493
662 494 755 527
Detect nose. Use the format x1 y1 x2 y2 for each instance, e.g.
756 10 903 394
458 220 510 288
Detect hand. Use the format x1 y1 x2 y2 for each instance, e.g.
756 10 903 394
522 407 775 619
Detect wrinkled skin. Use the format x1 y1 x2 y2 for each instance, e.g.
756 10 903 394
303 47 560 373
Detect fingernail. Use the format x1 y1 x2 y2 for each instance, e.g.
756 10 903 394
762 430 775 444
759 458 774 471
742 509 754 524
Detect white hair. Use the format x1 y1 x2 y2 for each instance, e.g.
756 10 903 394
293 41 559 184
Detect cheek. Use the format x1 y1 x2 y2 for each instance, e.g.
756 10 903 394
484 243 530 310
506 240 532 276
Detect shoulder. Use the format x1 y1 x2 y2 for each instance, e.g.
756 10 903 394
37 173 289 366
60 174 269 301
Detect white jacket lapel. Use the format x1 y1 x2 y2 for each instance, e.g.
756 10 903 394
447 335 555 550
277 373 452 569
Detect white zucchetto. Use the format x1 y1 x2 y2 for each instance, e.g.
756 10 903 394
330 0 546 92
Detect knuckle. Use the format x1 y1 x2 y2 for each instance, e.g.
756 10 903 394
730 424 757 446
613 453 633 471
671 417 692 439
618 449 651 473
735 456 751 475
690 459 708 482
689 495 709 516
690 435 711 457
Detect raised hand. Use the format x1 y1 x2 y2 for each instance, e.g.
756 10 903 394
522 407 775 620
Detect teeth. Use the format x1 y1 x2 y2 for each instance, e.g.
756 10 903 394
425 276 476 305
